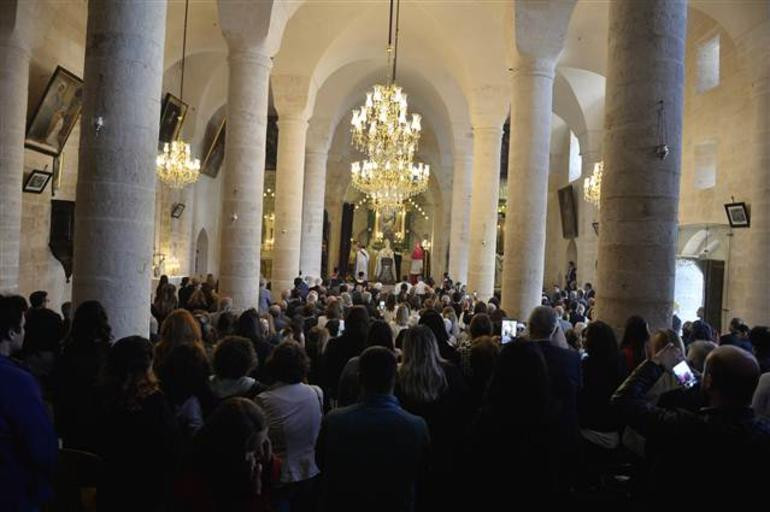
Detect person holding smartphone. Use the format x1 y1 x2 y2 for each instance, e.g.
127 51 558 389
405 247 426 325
611 343 770 501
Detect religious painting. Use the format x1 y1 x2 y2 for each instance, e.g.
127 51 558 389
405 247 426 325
159 93 188 145
724 202 750 228
26 66 84 156
374 207 406 245
266 115 279 170
23 169 53 194
201 119 225 178
558 185 578 239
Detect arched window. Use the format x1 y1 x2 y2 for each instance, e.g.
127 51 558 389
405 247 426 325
696 34 720 93
568 130 582 183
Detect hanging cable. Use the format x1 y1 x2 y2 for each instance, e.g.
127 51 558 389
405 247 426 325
180 0 190 102
392 0 401 83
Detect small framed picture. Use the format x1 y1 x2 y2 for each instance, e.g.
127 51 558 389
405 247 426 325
171 203 185 219
26 66 84 156
159 93 188 145
724 202 750 228
23 170 53 194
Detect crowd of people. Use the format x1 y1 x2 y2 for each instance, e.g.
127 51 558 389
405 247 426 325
2 270 770 511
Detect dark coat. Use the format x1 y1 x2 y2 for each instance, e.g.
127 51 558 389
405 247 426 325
0 355 58 511
612 360 770 501
316 394 429 512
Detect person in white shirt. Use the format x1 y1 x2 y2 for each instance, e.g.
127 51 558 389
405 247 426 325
354 243 370 281
413 276 428 296
255 341 323 509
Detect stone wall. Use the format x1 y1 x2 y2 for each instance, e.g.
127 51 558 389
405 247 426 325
679 13 753 325
18 1 86 312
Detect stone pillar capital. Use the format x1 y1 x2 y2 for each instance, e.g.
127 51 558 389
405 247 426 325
228 46 273 70
510 55 556 80
277 115 309 129
272 73 312 120
469 85 509 129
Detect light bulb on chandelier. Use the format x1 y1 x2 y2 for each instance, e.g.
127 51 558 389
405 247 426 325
583 161 603 208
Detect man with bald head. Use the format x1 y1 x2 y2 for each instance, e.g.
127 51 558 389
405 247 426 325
612 344 770 500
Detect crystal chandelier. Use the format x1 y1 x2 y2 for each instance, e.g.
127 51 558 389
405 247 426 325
351 159 429 211
351 84 422 165
350 0 429 211
583 161 603 208
156 0 199 189
157 140 200 188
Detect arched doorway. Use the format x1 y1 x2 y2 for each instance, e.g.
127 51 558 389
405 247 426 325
195 228 208 277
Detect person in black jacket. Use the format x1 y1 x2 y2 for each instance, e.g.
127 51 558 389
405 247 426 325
96 336 180 511
611 343 770 502
24 290 64 383
396 326 470 511
719 317 753 353
317 347 429 512
750 326 770 373
526 306 582 493
52 300 112 451
322 306 370 404
465 342 560 508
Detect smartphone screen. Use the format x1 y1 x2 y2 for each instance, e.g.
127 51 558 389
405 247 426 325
672 360 697 389
338 320 345 334
379 300 385 309
501 319 517 344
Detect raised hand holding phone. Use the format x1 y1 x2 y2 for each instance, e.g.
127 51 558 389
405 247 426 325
652 342 683 371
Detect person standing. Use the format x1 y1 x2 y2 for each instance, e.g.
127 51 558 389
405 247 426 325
0 295 58 511
354 243 370 282
256 342 323 512
317 347 430 512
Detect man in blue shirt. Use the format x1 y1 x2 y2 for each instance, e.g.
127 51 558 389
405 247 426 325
316 346 430 512
0 295 58 511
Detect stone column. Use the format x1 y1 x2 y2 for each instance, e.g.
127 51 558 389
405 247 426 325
299 149 327 279
72 0 167 339
743 23 770 326
218 48 271 310
467 126 503 300
448 153 472 285
594 0 686 332
501 57 557 319
0 34 29 293
271 115 308 294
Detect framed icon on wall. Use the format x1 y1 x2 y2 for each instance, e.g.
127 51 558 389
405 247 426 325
26 66 84 156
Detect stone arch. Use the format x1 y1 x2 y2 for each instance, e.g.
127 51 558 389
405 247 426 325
194 228 209 276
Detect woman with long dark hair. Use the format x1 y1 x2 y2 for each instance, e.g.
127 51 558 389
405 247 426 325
578 321 626 459
172 398 279 512
236 308 274 381
96 336 179 511
466 342 560 506
418 309 460 365
337 320 396 406
52 300 112 451
620 315 650 372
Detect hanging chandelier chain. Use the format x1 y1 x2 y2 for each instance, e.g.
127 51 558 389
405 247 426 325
180 0 190 103
349 0 428 212
392 0 401 83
